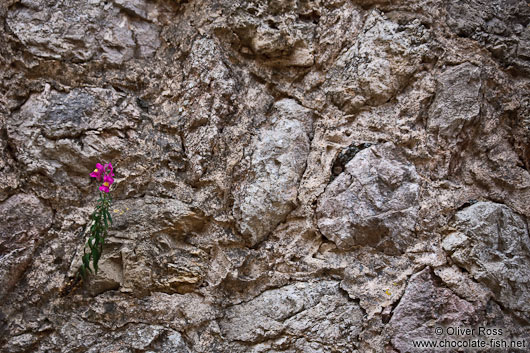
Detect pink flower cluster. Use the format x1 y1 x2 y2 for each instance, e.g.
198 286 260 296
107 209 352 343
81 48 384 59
90 162 115 193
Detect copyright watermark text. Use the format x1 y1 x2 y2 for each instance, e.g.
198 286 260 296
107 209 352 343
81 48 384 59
411 326 527 350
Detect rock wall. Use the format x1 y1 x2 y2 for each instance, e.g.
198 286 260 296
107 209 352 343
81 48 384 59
1 0 529 352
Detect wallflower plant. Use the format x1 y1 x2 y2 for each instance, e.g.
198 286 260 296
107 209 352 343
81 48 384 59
80 162 114 277
60 162 115 296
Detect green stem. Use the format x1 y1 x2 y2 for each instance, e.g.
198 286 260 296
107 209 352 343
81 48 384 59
78 192 113 279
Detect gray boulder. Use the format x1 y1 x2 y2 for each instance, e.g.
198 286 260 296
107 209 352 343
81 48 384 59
443 202 530 314
233 99 313 246
317 143 420 255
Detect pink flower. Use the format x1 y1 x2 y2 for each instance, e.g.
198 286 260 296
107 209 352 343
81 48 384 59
99 174 114 193
90 163 104 181
105 162 114 177
104 174 114 186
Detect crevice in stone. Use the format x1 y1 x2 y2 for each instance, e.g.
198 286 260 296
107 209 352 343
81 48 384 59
330 141 373 181
429 265 477 306
455 198 479 211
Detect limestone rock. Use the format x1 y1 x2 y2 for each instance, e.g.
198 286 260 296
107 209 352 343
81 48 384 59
427 63 482 140
389 267 484 353
0 194 53 299
233 99 313 246
446 0 530 73
326 10 431 113
7 0 160 64
219 0 317 67
1 0 529 351
443 202 530 315
317 143 420 255
6 86 142 178
219 280 363 352
434 265 492 304
340 253 414 317
82 196 209 295
49 321 190 353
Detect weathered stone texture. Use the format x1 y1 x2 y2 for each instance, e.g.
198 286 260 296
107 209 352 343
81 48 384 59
427 63 482 141
7 0 160 63
0 0 529 351
233 98 313 246
317 143 420 255
326 10 432 113
389 267 483 353
219 281 363 352
0 194 53 299
446 0 530 73
443 202 530 315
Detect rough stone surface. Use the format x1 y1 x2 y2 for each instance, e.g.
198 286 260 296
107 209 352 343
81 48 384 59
7 0 160 63
326 10 432 113
389 267 484 353
317 142 420 255
232 99 312 246
0 0 529 352
219 281 363 352
0 193 53 299
446 0 530 73
427 63 482 140
443 202 530 316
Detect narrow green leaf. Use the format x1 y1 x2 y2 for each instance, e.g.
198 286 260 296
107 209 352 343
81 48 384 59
92 247 100 274
82 253 91 273
103 211 108 229
87 236 94 251
106 209 113 225
79 265 86 279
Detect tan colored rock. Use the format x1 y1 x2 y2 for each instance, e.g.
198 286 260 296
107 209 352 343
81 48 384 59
326 10 431 113
427 63 482 139
7 0 160 64
1 0 529 351
219 280 363 352
0 194 53 299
